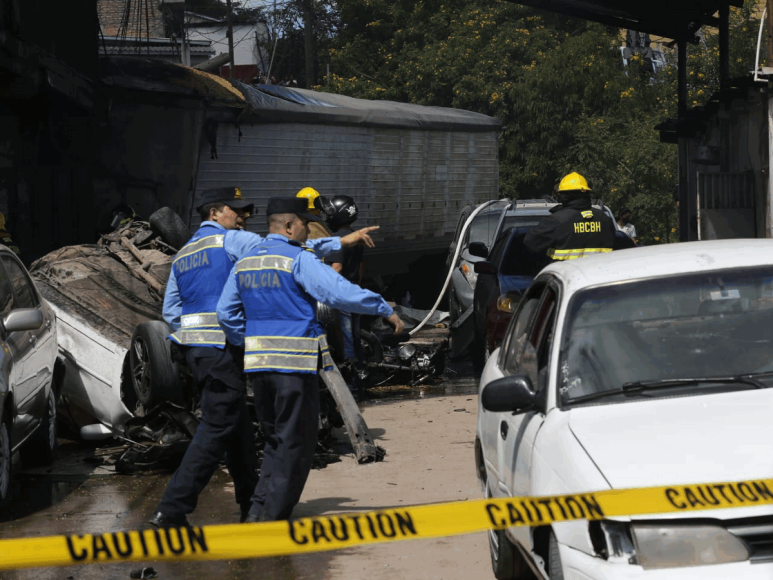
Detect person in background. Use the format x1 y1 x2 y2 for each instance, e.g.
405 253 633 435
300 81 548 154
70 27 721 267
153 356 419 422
319 195 366 364
296 187 332 240
217 197 404 523
616 208 638 245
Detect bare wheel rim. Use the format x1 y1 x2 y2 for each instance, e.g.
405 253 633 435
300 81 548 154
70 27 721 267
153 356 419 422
0 424 9 500
47 390 57 451
132 337 152 399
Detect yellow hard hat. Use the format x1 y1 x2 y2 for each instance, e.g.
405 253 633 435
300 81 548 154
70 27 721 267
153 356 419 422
557 172 592 193
296 187 322 215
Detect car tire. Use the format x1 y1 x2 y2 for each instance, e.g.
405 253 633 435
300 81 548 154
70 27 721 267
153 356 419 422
0 417 12 507
149 207 191 251
359 330 383 364
130 321 180 408
20 388 58 468
486 482 532 580
548 531 565 580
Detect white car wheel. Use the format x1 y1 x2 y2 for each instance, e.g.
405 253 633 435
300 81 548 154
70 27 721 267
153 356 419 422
486 481 532 579
548 531 565 580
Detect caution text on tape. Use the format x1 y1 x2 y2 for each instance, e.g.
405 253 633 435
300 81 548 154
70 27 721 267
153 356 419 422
1 477 772 571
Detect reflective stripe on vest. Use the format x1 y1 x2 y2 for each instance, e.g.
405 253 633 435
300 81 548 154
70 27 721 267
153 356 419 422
547 247 613 260
174 235 225 262
236 255 293 273
244 334 333 372
176 312 225 346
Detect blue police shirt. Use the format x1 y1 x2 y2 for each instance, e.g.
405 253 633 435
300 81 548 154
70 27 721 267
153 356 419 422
217 233 394 347
163 223 343 331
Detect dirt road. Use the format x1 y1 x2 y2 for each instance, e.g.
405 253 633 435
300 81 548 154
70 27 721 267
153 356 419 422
0 391 492 580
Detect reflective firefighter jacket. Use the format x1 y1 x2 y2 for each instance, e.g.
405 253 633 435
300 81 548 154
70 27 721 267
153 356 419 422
524 199 615 269
233 238 334 374
170 224 233 347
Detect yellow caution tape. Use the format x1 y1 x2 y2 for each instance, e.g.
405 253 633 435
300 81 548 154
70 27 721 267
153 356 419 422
1 477 772 570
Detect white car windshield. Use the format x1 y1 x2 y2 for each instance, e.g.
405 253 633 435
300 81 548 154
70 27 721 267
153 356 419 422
558 266 773 406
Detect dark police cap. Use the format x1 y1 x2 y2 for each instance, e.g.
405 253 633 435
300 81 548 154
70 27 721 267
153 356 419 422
266 196 324 222
196 186 254 214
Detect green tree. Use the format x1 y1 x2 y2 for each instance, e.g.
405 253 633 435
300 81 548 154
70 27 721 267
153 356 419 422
259 0 339 86
321 1 760 244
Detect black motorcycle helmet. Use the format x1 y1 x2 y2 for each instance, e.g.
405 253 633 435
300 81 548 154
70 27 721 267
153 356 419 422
317 195 359 232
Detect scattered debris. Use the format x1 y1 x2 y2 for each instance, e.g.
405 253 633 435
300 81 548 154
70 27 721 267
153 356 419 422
130 566 158 579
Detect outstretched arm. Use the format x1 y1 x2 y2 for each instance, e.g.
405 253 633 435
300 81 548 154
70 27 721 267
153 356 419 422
295 250 404 333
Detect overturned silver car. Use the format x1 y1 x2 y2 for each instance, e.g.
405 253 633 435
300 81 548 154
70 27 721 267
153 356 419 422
29 209 188 439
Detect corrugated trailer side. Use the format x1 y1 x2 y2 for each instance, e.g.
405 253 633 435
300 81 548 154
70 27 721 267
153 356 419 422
191 84 500 304
194 124 498 277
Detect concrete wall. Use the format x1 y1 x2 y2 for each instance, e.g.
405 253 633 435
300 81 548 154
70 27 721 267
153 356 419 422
93 99 205 232
187 22 269 70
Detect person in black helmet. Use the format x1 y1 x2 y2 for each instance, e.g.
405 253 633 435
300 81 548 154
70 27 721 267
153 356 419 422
318 195 366 365
320 195 364 284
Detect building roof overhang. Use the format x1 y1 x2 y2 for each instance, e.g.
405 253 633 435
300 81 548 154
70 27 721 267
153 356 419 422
505 0 744 42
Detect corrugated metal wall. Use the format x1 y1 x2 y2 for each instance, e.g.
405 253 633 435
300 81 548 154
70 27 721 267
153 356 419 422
193 121 499 274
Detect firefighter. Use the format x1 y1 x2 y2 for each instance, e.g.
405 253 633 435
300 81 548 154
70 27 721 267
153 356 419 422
296 187 332 240
524 172 615 270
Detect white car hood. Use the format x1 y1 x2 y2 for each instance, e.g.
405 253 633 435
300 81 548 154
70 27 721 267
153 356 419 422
568 389 773 490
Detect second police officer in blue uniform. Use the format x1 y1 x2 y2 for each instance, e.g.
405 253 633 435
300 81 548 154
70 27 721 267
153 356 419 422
217 196 405 522
151 188 379 527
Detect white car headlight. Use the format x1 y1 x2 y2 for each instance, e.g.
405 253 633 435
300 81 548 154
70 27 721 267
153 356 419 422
631 524 749 569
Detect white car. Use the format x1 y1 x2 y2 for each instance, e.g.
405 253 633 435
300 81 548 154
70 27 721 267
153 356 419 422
475 239 773 579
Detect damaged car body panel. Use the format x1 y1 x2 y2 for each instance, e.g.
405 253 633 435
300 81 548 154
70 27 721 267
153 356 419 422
30 221 178 438
29 216 388 465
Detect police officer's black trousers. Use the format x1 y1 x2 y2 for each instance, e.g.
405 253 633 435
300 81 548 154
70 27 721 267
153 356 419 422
156 344 257 519
247 372 319 521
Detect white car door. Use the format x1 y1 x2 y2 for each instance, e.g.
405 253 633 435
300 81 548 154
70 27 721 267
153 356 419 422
1 256 52 409
482 283 540 486
497 281 559 548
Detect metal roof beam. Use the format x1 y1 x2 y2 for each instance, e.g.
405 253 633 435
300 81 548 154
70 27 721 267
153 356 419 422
505 0 743 42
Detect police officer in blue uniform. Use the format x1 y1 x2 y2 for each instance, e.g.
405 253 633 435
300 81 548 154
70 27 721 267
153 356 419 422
152 188 378 528
217 197 405 522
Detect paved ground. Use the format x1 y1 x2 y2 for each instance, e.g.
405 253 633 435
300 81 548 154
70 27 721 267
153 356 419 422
0 367 494 580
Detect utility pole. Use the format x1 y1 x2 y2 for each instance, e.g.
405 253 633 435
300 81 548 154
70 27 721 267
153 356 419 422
303 0 315 87
226 0 236 79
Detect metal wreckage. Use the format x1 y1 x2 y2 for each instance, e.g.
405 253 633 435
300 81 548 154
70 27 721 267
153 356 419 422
29 209 447 473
